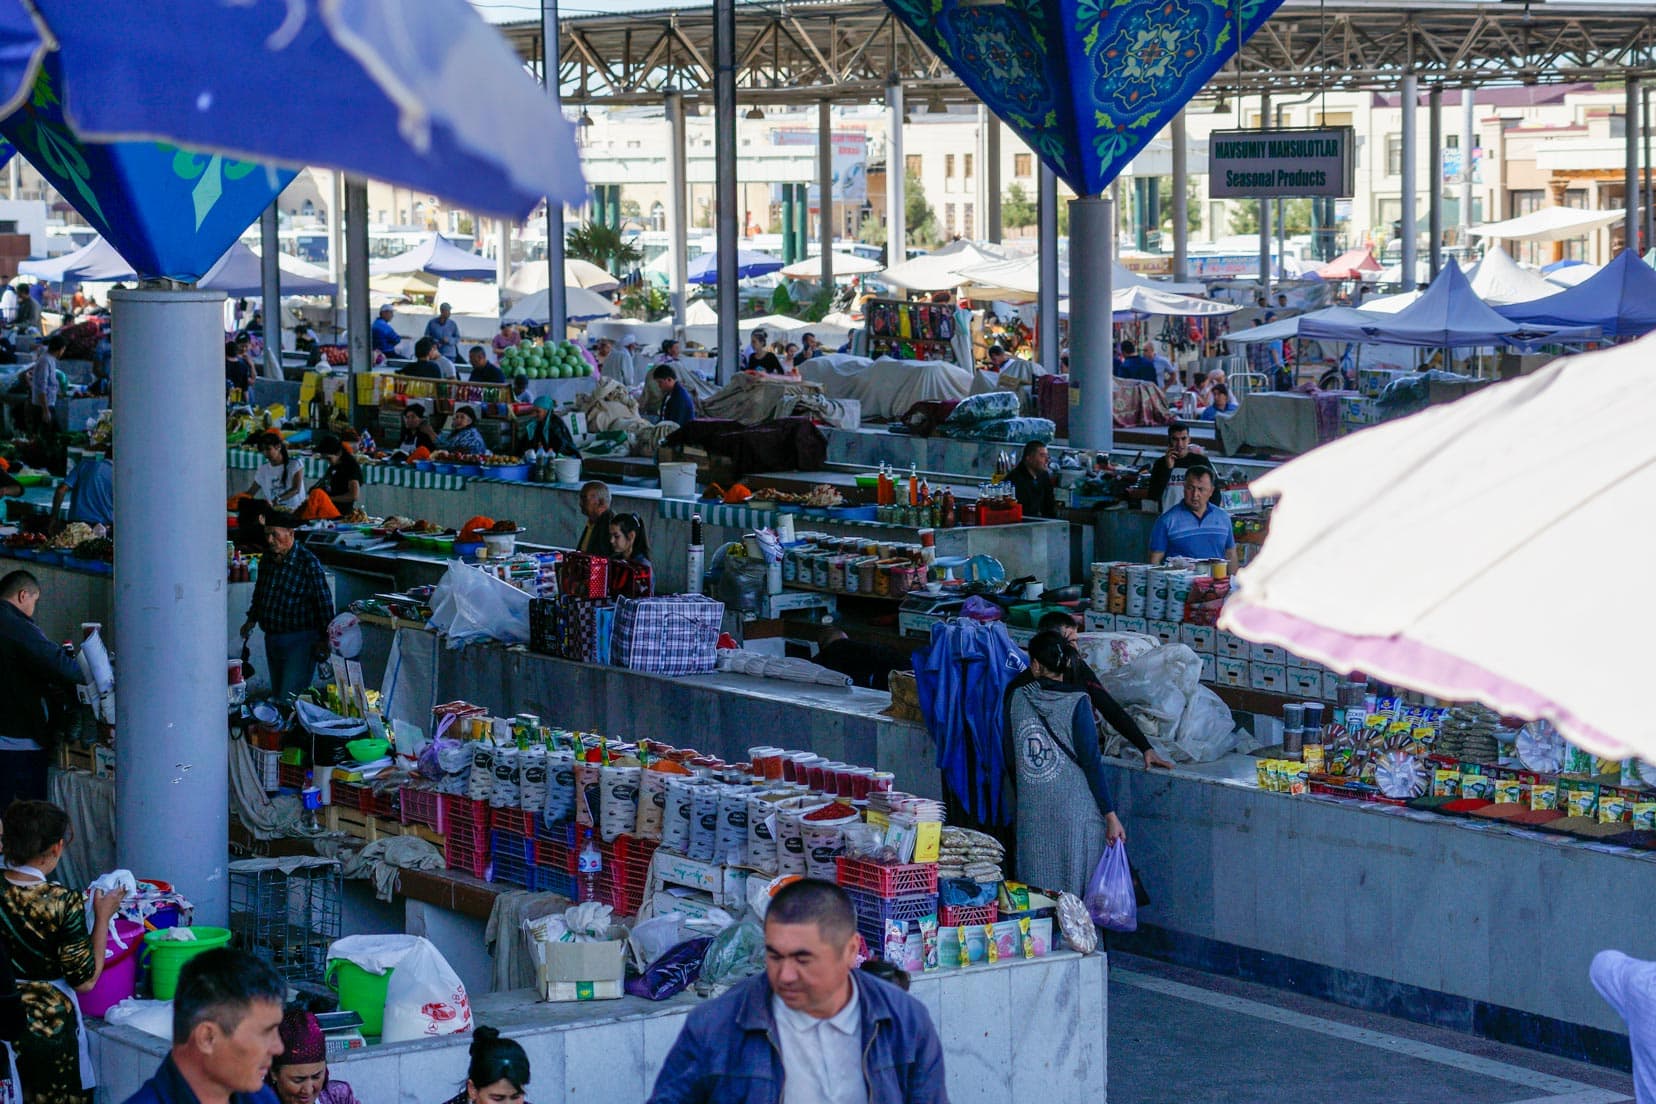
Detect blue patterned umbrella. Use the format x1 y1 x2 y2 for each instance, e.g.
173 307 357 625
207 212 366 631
883 0 1285 196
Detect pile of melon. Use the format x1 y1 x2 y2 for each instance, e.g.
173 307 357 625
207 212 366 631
501 340 592 379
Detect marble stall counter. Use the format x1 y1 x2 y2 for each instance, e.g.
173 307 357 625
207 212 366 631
92 950 1107 1104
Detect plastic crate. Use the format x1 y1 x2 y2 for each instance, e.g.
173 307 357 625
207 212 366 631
535 819 579 847
446 818 488 854
440 794 489 831
488 850 535 889
531 867 577 898
361 787 399 820
329 780 364 810
400 786 444 830
845 887 938 943
228 858 340 984
939 903 997 927
252 749 282 792
836 857 939 898
277 762 305 791
491 831 535 863
444 840 488 879
491 808 537 836
533 837 578 873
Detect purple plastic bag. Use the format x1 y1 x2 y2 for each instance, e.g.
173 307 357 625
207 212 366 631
1083 843 1137 932
624 937 713 1001
960 595 1004 622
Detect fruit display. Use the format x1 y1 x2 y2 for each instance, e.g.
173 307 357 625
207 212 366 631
49 523 99 550
320 346 349 367
3 532 47 550
499 339 592 380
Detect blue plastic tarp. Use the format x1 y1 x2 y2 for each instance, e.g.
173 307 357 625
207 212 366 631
18 236 135 283
1498 250 1656 339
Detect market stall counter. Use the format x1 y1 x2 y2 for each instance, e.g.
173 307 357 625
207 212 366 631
1103 754 1644 1066
91 950 1107 1104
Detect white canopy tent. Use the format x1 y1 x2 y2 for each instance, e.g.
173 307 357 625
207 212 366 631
504 259 621 298
778 252 884 280
1545 263 1602 289
880 239 1007 292
954 255 1205 302
1470 206 1626 243
1464 248 1558 305
502 284 618 323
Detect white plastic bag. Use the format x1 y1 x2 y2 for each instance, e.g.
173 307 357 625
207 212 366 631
1171 685 1239 763
104 998 173 1040
326 935 473 1043
428 564 531 648
1098 644 1201 733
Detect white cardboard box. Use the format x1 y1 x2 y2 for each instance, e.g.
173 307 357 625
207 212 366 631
1249 642 1287 665
1198 653 1218 683
1179 624 1217 654
1116 616 1149 636
1216 657 1249 688
1149 619 1181 646
1249 662 1288 694
1286 666 1323 699
538 936 626 1002
1321 671 1344 702
1215 631 1250 660
1083 610 1116 633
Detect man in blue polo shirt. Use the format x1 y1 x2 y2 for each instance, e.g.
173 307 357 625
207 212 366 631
1148 465 1236 570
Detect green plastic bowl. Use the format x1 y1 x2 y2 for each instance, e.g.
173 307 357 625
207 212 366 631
346 738 390 762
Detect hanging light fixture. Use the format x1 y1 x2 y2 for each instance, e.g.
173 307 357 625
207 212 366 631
1211 96 1231 115
578 110 595 127
745 105 765 120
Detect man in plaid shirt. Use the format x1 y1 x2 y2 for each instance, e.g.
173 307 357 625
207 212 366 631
240 512 334 699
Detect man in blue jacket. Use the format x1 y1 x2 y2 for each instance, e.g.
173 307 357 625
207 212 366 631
0 570 85 809
648 879 948 1104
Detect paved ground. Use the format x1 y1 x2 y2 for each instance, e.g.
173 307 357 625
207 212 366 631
1108 954 1636 1104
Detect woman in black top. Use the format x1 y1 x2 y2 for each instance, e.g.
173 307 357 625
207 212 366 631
314 434 362 514
442 1027 529 1104
607 512 653 595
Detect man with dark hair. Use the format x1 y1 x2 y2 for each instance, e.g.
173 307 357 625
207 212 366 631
1007 439 1058 519
1116 339 1157 383
1032 610 1172 770
651 363 695 427
1148 465 1235 569
1145 422 1207 514
467 345 504 383
120 948 285 1104
240 514 334 700
648 877 947 1104
812 628 911 692
0 570 85 808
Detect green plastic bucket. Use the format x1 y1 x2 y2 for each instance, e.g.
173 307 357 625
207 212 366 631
326 959 393 1037
144 926 232 999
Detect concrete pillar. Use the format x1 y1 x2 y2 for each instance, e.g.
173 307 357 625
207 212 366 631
541 0 566 337
985 113 1002 243
818 100 835 287
112 287 230 925
1069 195 1113 452
327 171 344 290
259 204 282 374
1627 75 1641 254
1429 85 1443 278
496 218 511 290
713 0 738 379
1258 92 1271 298
1460 91 1475 251
666 90 689 330
345 178 369 415
1400 73 1419 291
781 187 796 263
1171 110 1189 281
1548 180 1568 265
795 184 809 260
1037 163 1060 377
886 80 906 263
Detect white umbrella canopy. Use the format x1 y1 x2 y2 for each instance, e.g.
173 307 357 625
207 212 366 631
1219 336 1656 759
1112 285 1239 317
504 259 621 297
778 252 884 280
502 285 617 323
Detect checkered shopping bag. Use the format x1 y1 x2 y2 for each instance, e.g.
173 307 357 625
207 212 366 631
609 594 724 675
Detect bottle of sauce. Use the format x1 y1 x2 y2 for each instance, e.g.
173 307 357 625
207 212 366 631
941 490 956 529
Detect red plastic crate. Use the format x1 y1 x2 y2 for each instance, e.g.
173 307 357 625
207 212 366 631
330 780 364 810
491 808 537 836
444 840 488 879
440 794 489 831
277 763 305 791
939 903 997 927
535 819 579 847
400 786 444 830
534 838 579 873
446 818 487 854
362 787 399 820
835 857 939 898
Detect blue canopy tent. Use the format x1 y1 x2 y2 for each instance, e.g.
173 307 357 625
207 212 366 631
1497 249 1656 339
18 235 135 282
199 241 337 297
1299 264 1526 348
882 0 1287 449
370 233 495 280
687 248 782 284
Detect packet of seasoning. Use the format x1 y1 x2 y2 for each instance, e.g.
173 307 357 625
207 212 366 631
883 920 907 966
1433 769 1460 798
983 924 999 964
919 916 939 972
1018 917 1034 959
1530 780 1558 811
1634 801 1656 830
1494 778 1523 805
956 926 970 968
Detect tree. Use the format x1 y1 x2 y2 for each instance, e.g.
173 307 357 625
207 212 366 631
564 221 642 273
1002 183 1038 231
1228 199 1260 236
905 172 939 248
855 211 885 246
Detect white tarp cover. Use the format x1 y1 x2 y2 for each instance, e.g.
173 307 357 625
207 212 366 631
1465 248 1558 305
798 354 971 419
1470 206 1626 243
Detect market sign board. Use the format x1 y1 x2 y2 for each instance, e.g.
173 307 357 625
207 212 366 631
1208 127 1355 199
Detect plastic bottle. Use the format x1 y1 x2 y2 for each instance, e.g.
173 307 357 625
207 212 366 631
578 831 603 903
907 464 919 507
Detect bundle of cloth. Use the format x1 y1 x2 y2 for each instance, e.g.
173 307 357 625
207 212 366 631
699 372 846 427
799 355 971 421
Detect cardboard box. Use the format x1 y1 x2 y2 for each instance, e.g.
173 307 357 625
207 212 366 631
1286 666 1323 699
1116 616 1149 636
1250 662 1288 694
93 745 116 780
1216 658 1249 688
1215 631 1250 660
1179 624 1217 654
1321 671 1344 702
538 934 626 1002
1249 642 1287 665
1149 619 1181 646
1083 611 1116 633
649 851 750 908
1199 653 1218 684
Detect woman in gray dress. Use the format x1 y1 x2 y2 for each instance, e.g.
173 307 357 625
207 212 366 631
1005 631 1127 896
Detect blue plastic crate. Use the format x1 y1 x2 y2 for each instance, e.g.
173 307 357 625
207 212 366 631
488 849 534 889
491 830 535 863
845 887 937 944
534 818 579 846
531 867 577 898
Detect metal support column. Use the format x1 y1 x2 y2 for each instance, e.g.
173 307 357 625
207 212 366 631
985 112 1002 242
781 187 796 263
1460 90 1475 253
258 204 282 374
886 80 906 264
1258 92 1271 297
713 0 738 379
1644 86 1653 255
541 0 565 337
344 177 369 419
1400 74 1419 291
1171 110 1189 281
327 171 344 290
666 89 688 330
1429 85 1443 278
113 287 230 924
496 218 511 289
818 99 835 287
1068 195 1113 452
1037 164 1059 377
1627 75 1641 254
795 184 809 259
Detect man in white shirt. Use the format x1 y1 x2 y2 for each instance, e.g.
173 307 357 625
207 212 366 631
602 335 636 386
648 879 947 1104
1 283 17 325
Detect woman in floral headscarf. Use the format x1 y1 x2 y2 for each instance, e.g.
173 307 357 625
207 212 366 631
267 1009 361 1104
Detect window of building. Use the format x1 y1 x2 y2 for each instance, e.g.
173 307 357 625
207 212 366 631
1315 111 1353 128
1014 153 1032 178
964 153 974 180
1385 135 1403 177
945 154 956 179
904 154 922 178
945 203 956 234
963 203 974 238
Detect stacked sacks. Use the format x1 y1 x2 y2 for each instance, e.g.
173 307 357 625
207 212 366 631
1439 703 1502 763
939 826 1005 885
